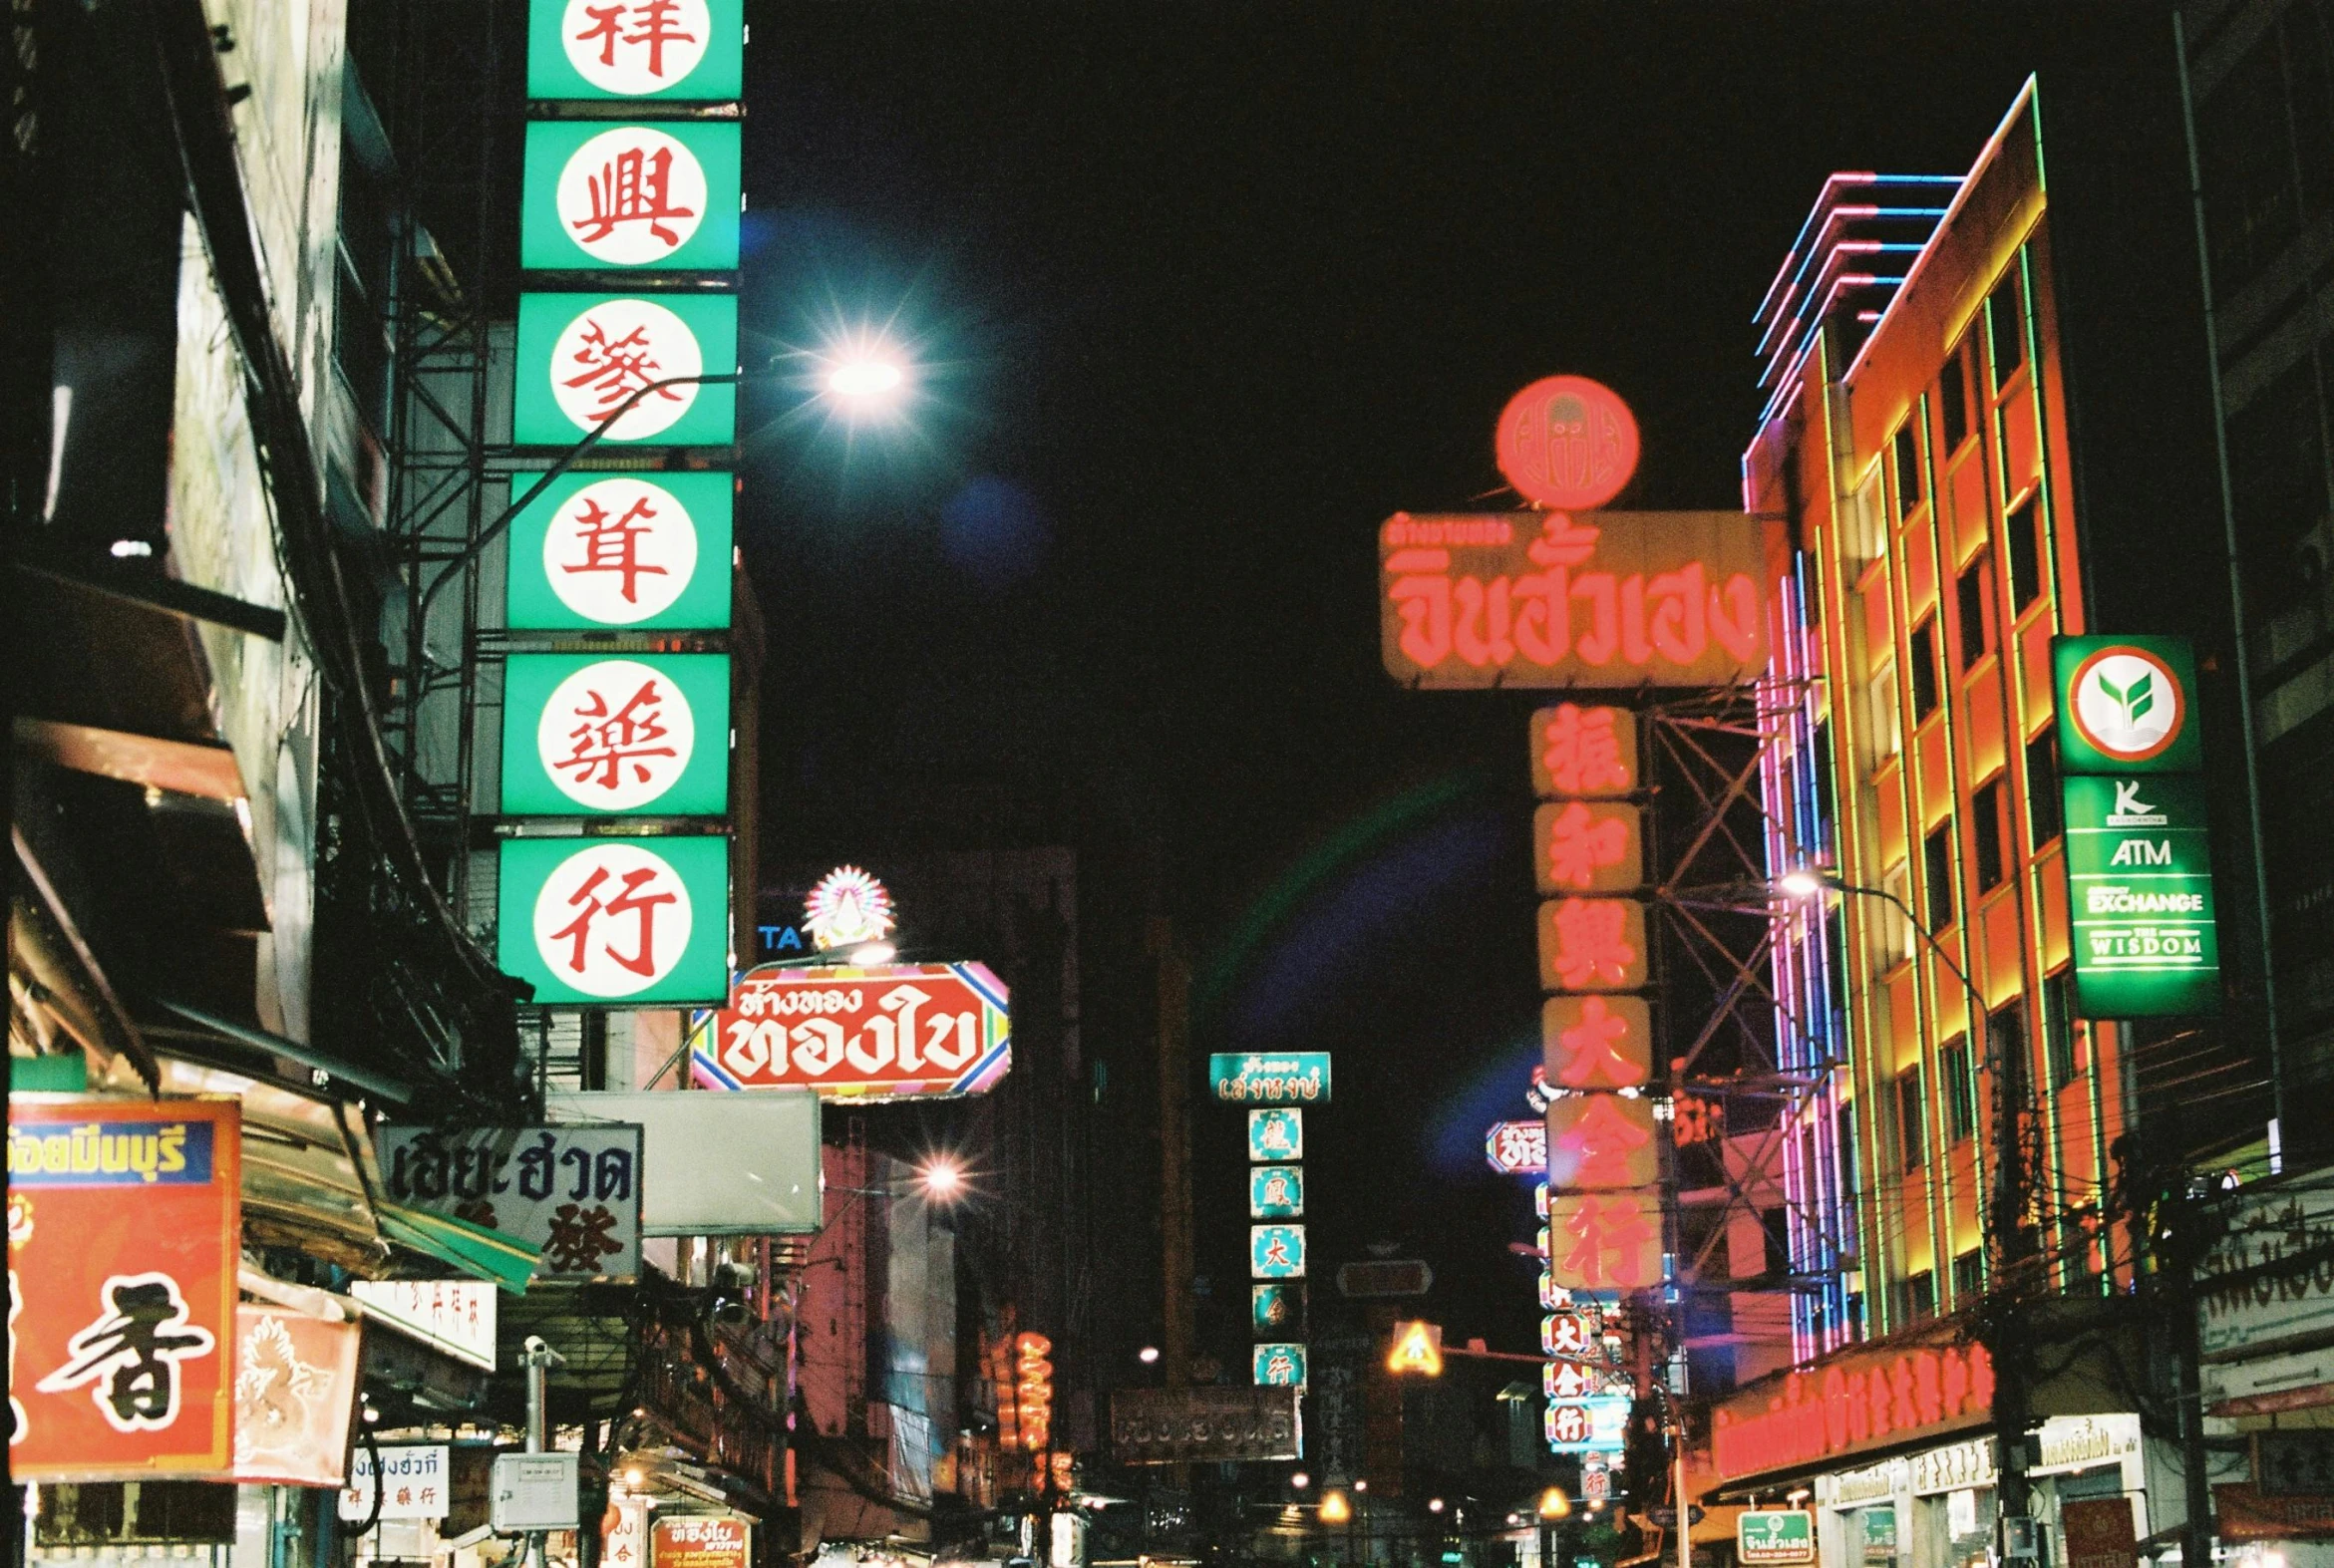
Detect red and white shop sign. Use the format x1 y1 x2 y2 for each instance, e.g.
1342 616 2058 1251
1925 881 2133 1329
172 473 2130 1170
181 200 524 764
693 962 1012 1100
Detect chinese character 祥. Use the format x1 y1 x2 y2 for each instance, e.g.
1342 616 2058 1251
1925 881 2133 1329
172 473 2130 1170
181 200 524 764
571 144 697 249
1551 996 1646 1089
36 1273 216 1431
1553 1195 1658 1291
551 864 678 977
1545 898 1640 989
560 495 669 605
562 315 687 417
557 679 678 792
572 0 697 78
1543 801 1630 891
1539 704 1631 794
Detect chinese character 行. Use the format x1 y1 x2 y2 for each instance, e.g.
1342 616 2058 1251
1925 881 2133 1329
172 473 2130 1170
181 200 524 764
550 863 678 977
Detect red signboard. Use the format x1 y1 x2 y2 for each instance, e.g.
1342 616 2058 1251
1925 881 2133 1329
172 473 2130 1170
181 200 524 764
1544 996 1652 1089
1533 800 1644 894
1545 1191 1662 1291
2059 1499 2139 1568
1546 1096 1659 1188
7 1098 242 1479
1381 510 1779 688
1711 1339 1996 1483
233 1305 363 1485
694 962 1011 1099
1496 377 1640 511
653 1515 751 1568
2214 1484 2334 1543
1537 897 1649 992
1531 704 1638 797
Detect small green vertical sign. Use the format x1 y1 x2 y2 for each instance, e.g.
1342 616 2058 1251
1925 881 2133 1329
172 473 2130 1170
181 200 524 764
526 0 745 103
2052 635 2203 775
500 653 731 817
505 470 733 631
513 292 738 447
520 121 741 272
498 834 730 1005
2063 775 2221 1017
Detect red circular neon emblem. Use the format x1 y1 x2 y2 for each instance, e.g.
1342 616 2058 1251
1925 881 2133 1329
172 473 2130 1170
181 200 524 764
1496 376 1640 510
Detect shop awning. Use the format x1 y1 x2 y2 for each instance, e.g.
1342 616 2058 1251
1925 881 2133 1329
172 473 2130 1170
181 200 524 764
375 1201 539 1294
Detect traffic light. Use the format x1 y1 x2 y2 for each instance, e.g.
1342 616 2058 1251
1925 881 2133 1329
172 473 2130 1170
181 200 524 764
1387 1320 1445 1376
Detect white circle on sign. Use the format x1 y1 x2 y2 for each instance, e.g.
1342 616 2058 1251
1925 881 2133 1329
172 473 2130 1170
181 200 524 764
547 297 703 441
543 476 699 624
2071 647 2183 763
555 126 708 266
532 840 695 998
560 0 712 97
537 658 697 811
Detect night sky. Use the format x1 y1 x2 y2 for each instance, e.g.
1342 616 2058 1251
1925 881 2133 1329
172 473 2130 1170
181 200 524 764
729 6 2188 1355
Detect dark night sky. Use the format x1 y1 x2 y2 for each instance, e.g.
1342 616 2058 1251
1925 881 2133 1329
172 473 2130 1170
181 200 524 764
729 5 2192 1355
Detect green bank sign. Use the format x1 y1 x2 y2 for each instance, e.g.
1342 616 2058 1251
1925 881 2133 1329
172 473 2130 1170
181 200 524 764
2063 775 2220 1017
500 653 730 817
498 834 730 1005
513 292 737 447
1208 1052 1331 1103
2052 635 2202 776
521 121 741 272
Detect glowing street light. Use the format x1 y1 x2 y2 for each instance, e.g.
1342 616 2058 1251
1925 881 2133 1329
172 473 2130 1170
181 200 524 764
825 352 908 408
1290 1471 1311 1490
919 1158 965 1201
1320 1491 1352 1525
1428 1498 1446 1515
1538 1487 1572 1521
1137 1346 1162 1365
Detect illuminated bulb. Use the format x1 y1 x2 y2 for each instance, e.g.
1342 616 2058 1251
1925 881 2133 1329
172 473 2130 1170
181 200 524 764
827 357 905 401
1290 1471 1310 1490
920 1159 965 1200
1779 868 1826 899
848 941 897 966
1137 1346 1161 1365
1428 1499 1445 1514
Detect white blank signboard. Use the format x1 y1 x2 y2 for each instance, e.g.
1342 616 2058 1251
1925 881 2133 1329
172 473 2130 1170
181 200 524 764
544 1090 821 1235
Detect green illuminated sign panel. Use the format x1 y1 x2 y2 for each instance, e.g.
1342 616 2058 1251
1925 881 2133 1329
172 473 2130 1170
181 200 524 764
505 471 732 631
2063 775 2221 1017
1208 1051 1331 1103
498 834 730 1005
521 121 740 273
2052 635 2202 775
526 0 745 103
500 653 730 817
513 292 737 447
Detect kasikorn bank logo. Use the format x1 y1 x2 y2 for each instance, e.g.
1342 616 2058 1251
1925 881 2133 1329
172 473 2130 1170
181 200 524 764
2069 645 2185 764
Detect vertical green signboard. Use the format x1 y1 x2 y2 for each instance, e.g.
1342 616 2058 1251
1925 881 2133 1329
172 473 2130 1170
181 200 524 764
526 0 746 103
2052 635 2204 775
521 121 741 272
513 292 738 447
505 470 733 631
500 653 731 816
498 834 730 1004
2062 775 2221 1016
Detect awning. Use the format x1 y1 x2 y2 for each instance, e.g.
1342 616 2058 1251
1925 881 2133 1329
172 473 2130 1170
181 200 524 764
376 1201 539 1294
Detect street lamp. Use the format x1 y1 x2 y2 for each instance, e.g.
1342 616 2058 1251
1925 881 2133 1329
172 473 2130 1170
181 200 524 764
1537 1486 1572 1568
1778 865 2040 1557
918 1157 966 1202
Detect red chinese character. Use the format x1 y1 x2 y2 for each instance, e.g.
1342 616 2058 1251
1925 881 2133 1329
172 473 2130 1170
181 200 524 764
1912 1350 1944 1424
562 316 687 416
1889 1358 1919 1430
1540 704 1631 794
1553 997 1645 1089
557 678 678 791
571 145 697 248
1556 1096 1652 1187
550 864 677 977
1941 1345 1971 1414
1544 801 1629 890
1547 898 1638 988
1551 1404 1591 1443
1555 1194 1656 1289
572 0 697 78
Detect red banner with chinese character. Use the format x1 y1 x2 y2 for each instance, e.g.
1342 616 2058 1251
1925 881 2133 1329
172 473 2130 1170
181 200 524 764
7 1098 242 1478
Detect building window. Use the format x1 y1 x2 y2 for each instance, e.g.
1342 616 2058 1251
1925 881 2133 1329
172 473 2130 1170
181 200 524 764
1940 1037 1976 1143
2025 729 2062 846
1894 420 1925 518
2005 492 2043 612
1952 1249 1985 1302
1973 779 2007 892
1897 1066 1927 1170
1865 665 1902 763
1956 552 1994 671
1760 1206 1792 1280
1989 1001 2029 1099
1940 345 1971 456
1987 268 2027 387
1924 825 1956 932
1903 1269 1937 1324
2060 1210 2098 1286
2043 971 2078 1089
1908 619 1941 721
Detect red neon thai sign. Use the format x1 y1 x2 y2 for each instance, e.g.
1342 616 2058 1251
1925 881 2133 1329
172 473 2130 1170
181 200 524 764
1497 377 1640 511
1710 1341 1996 1482
1381 511 1779 689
